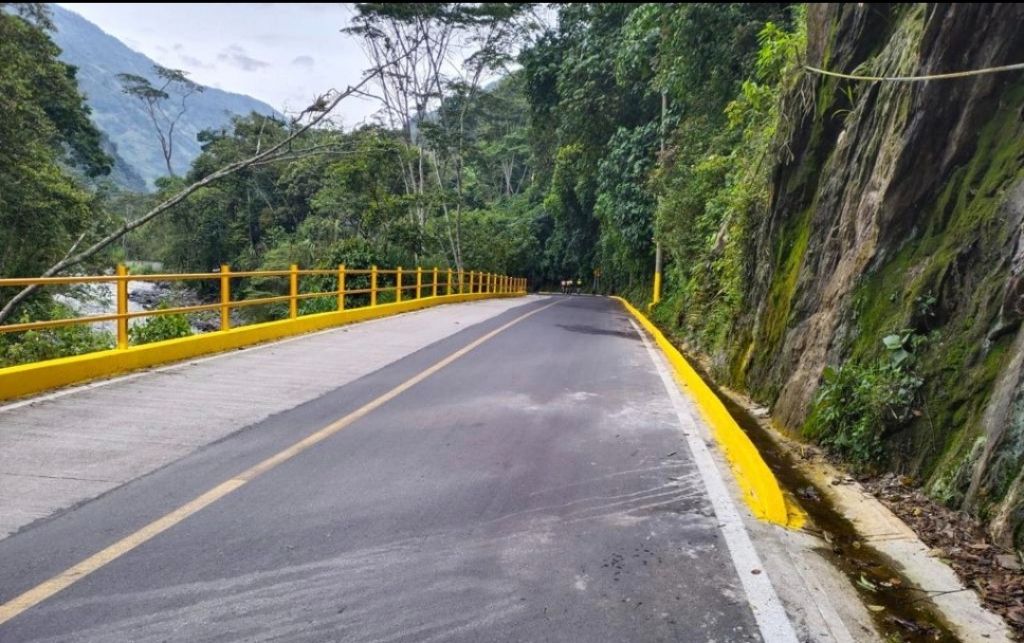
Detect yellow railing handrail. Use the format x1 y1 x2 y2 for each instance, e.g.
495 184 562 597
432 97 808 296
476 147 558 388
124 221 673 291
0 265 528 354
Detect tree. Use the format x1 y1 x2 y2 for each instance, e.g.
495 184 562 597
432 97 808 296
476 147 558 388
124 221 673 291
118 65 204 176
0 4 111 283
521 4 656 284
0 79 377 324
346 3 538 269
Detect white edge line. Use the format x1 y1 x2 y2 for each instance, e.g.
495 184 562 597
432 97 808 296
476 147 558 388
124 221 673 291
0 297 536 414
628 317 799 643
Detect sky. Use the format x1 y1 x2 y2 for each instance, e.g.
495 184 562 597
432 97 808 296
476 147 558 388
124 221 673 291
58 3 381 126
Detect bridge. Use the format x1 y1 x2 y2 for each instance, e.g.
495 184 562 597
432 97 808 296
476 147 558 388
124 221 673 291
0 268 903 641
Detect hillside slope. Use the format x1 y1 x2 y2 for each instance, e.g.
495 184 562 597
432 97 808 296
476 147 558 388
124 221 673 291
49 4 280 189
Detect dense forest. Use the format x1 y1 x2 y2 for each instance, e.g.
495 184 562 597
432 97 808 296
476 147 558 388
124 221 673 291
5 2 1024 552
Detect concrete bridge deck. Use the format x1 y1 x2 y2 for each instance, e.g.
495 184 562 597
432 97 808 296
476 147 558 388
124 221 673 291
0 297 532 539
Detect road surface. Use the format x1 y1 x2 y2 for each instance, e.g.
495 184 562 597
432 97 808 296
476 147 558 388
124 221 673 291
0 296 786 642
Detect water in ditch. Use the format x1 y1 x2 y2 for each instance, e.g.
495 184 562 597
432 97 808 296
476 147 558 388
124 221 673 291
681 352 960 642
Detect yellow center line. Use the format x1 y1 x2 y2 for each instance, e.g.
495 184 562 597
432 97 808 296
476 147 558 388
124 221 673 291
0 299 560 627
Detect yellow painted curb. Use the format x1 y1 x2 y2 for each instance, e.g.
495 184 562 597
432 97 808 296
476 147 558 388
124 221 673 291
0 293 521 403
614 297 804 529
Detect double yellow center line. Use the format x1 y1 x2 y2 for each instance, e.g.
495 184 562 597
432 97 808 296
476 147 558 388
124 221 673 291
0 299 558 627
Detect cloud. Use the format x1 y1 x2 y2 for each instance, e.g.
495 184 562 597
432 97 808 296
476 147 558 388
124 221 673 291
290 55 315 69
255 3 337 11
217 44 270 72
252 32 302 46
180 54 215 70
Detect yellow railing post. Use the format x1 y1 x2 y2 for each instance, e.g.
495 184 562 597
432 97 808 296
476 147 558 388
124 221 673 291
371 265 378 307
116 263 129 349
289 264 299 319
432 267 438 297
653 242 662 306
488 273 493 293
447 268 453 295
469 271 475 294
337 264 346 311
458 270 464 294
416 266 422 299
220 264 231 331
396 267 403 303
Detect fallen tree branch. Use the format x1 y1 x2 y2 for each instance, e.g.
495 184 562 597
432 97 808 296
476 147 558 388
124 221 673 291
0 75 376 325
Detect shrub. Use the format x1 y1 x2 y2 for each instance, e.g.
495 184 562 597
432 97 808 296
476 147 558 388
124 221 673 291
129 306 193 345
805 331 924 467
0 303 114 367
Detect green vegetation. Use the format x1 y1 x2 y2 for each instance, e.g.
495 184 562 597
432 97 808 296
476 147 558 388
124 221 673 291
806 332 925 467
0 4 118 364
0 303 114 368
0 5 112 281
129 306 193 345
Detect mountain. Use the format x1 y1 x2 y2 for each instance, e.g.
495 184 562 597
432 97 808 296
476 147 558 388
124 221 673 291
48 4 280 190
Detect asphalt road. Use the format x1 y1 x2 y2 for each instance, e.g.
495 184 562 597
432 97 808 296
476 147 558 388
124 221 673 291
0 296 767 642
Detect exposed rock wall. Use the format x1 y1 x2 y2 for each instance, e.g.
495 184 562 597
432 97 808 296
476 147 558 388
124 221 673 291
732 4 1024 546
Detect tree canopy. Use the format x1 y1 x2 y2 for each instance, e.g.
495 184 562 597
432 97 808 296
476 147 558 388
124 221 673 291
0 5 111 280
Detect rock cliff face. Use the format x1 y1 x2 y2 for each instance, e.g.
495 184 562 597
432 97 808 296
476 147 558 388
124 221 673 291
730 4 1024 546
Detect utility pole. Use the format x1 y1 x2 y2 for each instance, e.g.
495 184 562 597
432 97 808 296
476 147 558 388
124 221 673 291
652 90 666 307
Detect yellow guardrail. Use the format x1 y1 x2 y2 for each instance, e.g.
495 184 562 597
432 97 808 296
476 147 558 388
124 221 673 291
614 296 804 529
0 264 526 401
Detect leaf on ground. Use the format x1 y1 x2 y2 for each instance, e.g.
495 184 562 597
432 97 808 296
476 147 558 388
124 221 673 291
857 574 878 592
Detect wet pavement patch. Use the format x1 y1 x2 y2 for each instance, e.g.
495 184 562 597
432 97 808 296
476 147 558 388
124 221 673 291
556 323 640 340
